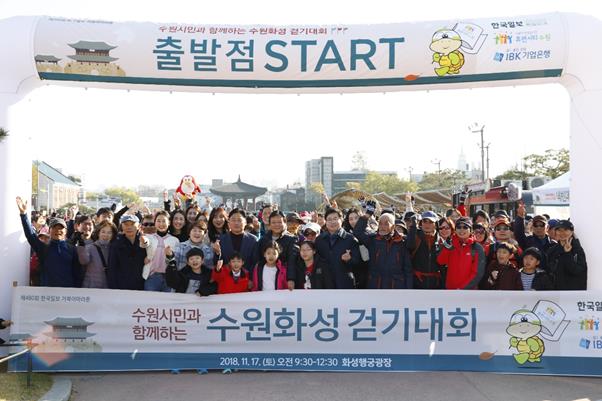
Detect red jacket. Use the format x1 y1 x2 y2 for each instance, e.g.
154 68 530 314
437 235 486 289
211 267 250 294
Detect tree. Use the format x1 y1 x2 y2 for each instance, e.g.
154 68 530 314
86 191 102 201
309 182 325 195
523 148 569 179
495 148 569 180
495 167 529 181
417 169 471 191
345 182 362 190
361 171 418 194
104 186 141 204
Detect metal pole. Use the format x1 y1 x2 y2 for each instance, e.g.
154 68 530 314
27 340 32 387
479 128 485 181
485 144 491 180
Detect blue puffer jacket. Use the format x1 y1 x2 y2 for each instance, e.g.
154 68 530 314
353 216 413 289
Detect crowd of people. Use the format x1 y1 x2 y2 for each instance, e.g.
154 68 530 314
15 192 588 297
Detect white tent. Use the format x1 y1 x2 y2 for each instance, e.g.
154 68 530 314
532 172 570 206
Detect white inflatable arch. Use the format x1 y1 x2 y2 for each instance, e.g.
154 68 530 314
1 13 601 318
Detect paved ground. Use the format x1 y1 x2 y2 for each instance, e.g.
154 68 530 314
62 371 602 401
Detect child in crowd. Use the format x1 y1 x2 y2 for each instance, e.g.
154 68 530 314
252 241 288 291
211 252 252 294
296 240 334 289
483 241 522 290
165 246 216 296
520 247 554 290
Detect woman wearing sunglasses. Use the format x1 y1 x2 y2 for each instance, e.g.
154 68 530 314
437 217 486 290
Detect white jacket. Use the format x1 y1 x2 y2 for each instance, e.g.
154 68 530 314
141 233 180 279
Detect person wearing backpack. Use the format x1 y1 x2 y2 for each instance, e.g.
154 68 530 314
436 217 486 290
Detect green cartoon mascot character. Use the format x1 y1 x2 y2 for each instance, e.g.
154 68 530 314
506 309 545 364
430 29 465 76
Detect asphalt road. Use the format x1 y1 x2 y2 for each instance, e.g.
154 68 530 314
62 371 602 401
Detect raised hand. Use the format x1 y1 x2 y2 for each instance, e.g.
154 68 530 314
341 249 352 262
165 245 174 257
365 200 377 215
215 259 224 272
16 196 28 214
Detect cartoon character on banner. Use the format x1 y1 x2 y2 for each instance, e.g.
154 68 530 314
505 300 570 365
430 22 488 76
175 175 201 203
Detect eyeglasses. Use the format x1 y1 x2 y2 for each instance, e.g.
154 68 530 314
474 229 486 235
533 223 546 228
456 225 470 230
495 226 510 231
142 223 155 227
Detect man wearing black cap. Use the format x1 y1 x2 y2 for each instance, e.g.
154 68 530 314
515 204 555 271
546 220 587 290
406 211 444 289
16 197 82 287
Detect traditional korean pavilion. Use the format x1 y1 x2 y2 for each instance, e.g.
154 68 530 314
34 55 61 64
67 41 118 63
43 317 95 341
210 175 267 210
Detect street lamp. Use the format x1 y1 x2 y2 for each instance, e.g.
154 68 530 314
468 123 486 181
431 159 442 174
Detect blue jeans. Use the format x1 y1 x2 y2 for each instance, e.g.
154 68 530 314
144 273 172 292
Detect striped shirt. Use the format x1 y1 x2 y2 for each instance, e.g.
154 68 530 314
520 271 535 290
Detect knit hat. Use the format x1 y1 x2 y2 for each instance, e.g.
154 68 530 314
186 247 205 260
523 247 542 261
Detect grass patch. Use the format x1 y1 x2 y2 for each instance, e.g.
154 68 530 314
0 372 53 401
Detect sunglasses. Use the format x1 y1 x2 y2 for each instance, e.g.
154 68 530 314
456 225 470 230
495 226 510 231
533 223 546 228
304 231 317 236
142 223 155 227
